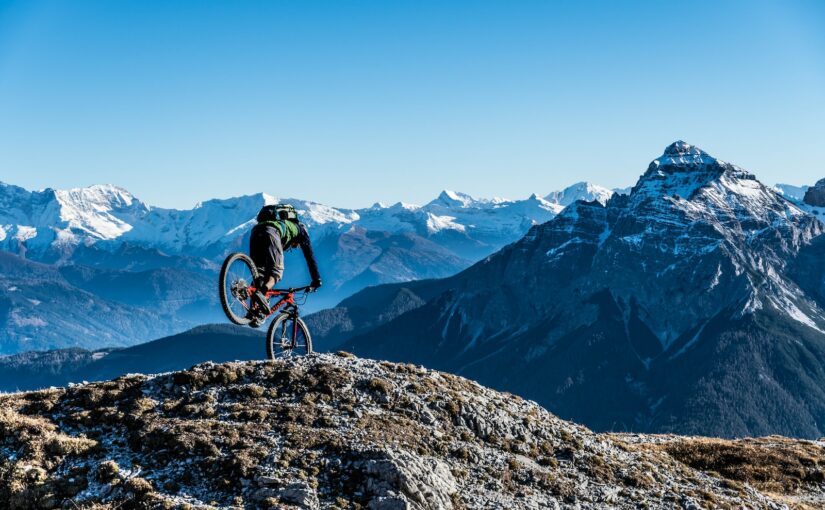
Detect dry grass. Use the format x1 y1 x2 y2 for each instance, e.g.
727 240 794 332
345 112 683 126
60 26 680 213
660 436 825 495
0 408 99 509
0 409 97 463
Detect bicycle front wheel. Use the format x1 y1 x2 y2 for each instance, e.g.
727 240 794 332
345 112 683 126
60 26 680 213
219 252 259 326
266 313 313 359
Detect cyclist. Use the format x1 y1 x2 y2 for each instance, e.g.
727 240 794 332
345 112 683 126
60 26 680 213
247 203 322 326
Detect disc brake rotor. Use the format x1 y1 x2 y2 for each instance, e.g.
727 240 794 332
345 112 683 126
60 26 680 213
231 279 248 302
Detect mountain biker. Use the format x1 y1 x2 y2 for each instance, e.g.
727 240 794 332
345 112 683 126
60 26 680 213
247 204 322 326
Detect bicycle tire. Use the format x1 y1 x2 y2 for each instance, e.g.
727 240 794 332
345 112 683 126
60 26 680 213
266 312 313 359
219 252 259 326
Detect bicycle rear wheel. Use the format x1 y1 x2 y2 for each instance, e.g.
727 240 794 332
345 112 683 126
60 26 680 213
219 252 259 326
267 312 313 359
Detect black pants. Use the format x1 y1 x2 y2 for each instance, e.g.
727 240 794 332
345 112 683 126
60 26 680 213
249 224 284 282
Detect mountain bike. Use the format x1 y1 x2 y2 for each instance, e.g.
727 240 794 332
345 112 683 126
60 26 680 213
219 252 313 359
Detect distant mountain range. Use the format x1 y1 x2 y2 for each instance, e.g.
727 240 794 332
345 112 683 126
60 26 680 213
0 181 618 261
0 180 614 353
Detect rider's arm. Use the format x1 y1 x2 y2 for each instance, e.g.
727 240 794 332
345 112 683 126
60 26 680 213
297 223 321 284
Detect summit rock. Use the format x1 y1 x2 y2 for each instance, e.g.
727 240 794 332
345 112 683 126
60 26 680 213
1 354 823 508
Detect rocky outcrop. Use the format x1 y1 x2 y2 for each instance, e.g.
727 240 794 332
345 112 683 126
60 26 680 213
1 354 823 509
804 178 825 207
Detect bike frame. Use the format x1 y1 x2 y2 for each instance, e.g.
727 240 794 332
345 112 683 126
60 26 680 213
247 286 310 320
245 285 311 350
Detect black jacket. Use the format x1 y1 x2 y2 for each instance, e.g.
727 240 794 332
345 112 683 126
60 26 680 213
249 221 321 283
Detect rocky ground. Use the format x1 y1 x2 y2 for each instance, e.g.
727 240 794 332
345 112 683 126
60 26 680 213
1 353 824 509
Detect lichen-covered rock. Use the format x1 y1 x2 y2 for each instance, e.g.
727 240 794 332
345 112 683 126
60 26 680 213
0 354 823 509
277 481 319 509
359 449 457 510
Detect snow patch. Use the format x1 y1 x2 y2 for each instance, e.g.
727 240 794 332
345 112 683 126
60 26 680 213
546 237 584 258
709 264 722 290
14 226 37 242
10 311 47 327
425 213 466 234
766 291 825 334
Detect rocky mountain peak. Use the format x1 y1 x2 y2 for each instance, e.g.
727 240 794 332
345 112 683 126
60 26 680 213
804 177 825 207
652 140 717 171
660 139 712 158
429 190 477 208
629 142 766 208
1 354 823 508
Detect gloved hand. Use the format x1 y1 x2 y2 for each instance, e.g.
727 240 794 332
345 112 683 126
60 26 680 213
309 278 322 292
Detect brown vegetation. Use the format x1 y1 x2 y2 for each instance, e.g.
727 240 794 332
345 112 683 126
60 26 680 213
661 436 825 495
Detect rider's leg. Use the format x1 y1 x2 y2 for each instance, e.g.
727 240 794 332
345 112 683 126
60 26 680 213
260 276 276 292
251 274 279 315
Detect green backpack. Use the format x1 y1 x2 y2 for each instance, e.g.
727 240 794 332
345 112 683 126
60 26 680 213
256 204 301 248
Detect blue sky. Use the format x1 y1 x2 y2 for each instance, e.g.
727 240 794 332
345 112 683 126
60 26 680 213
1 1 823 209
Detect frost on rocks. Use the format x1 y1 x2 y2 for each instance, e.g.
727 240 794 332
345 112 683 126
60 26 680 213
0 354 822 509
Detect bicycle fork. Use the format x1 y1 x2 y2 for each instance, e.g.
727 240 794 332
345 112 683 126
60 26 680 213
284 305 300 349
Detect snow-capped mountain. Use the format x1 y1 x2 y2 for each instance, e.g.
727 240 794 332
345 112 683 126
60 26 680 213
0 181 609 261
0 183 149 257
545 181 614 207
328 141 825 438
0 180 614 353
0 180 614 298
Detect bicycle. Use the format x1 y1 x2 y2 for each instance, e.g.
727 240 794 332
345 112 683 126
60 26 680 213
218 252 313 359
